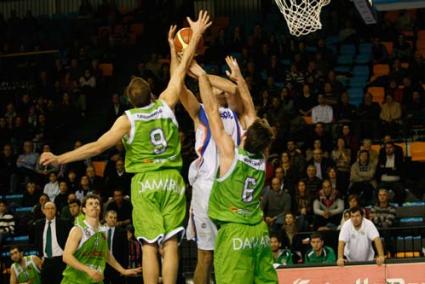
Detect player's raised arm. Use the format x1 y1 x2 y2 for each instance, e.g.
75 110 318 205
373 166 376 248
160 10 211 110
225 56 256 128
39 115 130 166
168 24 201 122
191 63 235 175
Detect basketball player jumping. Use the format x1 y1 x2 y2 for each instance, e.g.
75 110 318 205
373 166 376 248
169 25 258 282
190 61 278 284
40 10 212 284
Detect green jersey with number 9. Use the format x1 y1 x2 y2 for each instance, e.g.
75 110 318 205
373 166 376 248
123 99 182 173
208 148 265 225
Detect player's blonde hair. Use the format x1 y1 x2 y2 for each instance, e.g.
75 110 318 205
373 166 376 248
126 76 152 107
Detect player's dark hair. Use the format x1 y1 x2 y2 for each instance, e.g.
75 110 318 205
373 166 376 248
82 194 101 208
310 232 323 240
350 206 364 216
244 119 273 155
126 76 152 107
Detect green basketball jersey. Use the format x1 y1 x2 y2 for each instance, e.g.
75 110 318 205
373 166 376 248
62 222 108 284
274 249 293 265
122 99 182 173
12 255 41 284
208 148 265 225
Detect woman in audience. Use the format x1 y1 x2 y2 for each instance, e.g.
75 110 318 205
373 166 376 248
331 138 351 193
293 180 314 231
349 150 377 205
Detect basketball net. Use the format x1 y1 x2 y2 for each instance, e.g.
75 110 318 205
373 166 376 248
274 0 330 37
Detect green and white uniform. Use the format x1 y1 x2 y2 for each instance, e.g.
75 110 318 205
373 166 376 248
123 99 185 243
61 221 108 284
209 148 278 284
273 249 293 267
11 255 41 284
304 246 336 264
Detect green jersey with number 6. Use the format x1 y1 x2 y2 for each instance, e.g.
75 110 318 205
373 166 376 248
208 148 265 225
123 99 182 173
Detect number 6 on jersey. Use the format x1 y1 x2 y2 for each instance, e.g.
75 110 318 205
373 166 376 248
242 177 256 203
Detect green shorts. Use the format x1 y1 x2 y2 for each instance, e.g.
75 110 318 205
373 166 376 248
131 169 186 244
214 221 278 284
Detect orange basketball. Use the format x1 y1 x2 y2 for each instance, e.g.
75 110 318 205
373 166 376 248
173 27 204 55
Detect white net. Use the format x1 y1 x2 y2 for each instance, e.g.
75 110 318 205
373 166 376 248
274 0 331 37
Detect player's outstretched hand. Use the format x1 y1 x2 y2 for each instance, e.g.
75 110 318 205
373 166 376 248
167 25 177 50
225 56 242 82
39 152 60 167
122 267 142 276
376 255 385 266
87 268 103 282
189 60 206 78
187 10 212 36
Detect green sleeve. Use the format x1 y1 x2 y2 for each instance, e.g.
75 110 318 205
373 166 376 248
286 251 293 265
324 246 336 264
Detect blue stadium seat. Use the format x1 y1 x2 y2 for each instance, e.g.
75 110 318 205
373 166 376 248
359 43 372 54
340 44 356 55
352 65 370 76
15 207 32 213
355 54 372 64
337 55 354 65
334 66 351 73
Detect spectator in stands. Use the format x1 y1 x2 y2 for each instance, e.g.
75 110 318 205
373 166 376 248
310 123 333 153
31 193 50 224
0 200 15 246
105 159 132 197
376 141 405 203
370 188 396 229
270 234 293 266
16 140 39 185
306 139 329 162
9 245 42 284
75 175 91 201
280 212 299 248
286 139 306 179
360 138 379 166
106 189 132 227
60 193 78 221
106 94 125 127
349 150 377 204
312 94 334 124
293 180 313 230
0 143 17 194
331 139 351 191
43 172 60 202
393 34 413 61
372 38 388 63
304 232 336 264
86 165 103 194
313 179 344 229
54 180 70 211
295 84 316 117
337 207 385 266
304 165 322 197
0 117 11 147
65 169 79 193
104 210 129 284
380 94 402 135
23 181 41 208
262 177 292 233
34 201 71 283
308 149 334 180
280 152 296 190
335 91 356 123
405 90 425 126
357 93 381 139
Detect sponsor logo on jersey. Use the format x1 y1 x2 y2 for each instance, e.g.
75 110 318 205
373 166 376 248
138 178 184 195
232 235 270 250
220 111 234 119
135 108 163 121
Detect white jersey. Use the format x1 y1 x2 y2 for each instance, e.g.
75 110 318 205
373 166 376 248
188 105 242 185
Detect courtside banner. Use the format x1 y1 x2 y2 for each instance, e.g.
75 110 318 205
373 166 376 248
277 264 385 283
385 262 425 283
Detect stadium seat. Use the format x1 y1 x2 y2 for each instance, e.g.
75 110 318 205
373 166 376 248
371 64 390 81
337 55 353 65
92 160 107 177
99 63 114 77
367 86 385 104
409 142 425 162
359 43 372 54
354 54 372 64
382 42 393 56
340 44 356 55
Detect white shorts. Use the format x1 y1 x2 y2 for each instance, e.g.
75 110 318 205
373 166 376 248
186 179 217 250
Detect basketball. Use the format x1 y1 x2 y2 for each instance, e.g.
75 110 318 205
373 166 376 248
173 27 204 54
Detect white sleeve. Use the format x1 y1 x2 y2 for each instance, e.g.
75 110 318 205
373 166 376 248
366 220 380 241
338 221 350 242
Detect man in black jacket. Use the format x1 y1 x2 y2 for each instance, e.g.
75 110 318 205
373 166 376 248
377 141 405 204
34 201 72 283
104 210 129 284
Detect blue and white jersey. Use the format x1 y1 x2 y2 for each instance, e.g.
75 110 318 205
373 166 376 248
188 105 242 185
